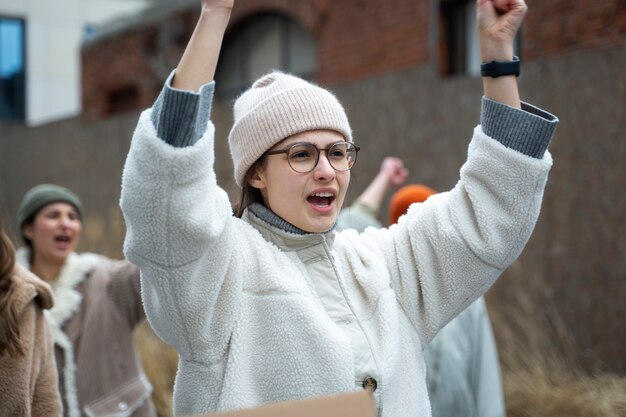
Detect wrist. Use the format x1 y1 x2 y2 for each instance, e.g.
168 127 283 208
374 171 393 188
482 76 521 109
355 200 378 217
481 56 520 78
200 5 233 18
479 42 514 62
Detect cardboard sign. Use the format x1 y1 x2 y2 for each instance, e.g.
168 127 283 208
186 390 376 417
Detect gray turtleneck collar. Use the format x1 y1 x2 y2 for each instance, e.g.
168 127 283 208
248 202 336 235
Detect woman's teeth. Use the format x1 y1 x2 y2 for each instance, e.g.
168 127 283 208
308 192 334 207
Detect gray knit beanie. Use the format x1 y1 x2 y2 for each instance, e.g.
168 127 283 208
18 184 83 228
228 71 352 187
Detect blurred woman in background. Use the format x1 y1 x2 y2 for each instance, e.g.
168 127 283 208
0 215 62 417
16 184 156 417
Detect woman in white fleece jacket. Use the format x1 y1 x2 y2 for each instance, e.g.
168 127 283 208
120 1 558 416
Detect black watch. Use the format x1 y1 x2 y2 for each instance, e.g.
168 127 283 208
480 56 520 78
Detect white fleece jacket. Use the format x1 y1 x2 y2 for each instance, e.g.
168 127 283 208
121 110 552 417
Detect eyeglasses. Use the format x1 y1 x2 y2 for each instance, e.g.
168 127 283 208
264 141 361 173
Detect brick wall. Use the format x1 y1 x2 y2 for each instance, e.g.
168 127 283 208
227 0 429 83
524 0 626 60
81 0 430 119
82 29 161 120
80 0 626 120
313 0 429 83
81 8 198 120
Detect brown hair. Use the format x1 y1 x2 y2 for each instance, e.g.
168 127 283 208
20 210 37 254
0 223 24 357
235 157 268 218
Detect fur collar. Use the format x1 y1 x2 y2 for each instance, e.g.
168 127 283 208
16 248 101 328
16 248 102 417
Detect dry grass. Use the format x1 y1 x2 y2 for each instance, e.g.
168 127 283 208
134 322 178 417
133 292 626 417
504 370 626 417
490 290 626 417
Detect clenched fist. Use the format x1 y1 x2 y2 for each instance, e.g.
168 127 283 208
476 0 528 61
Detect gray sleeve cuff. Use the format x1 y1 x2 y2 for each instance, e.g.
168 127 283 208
480 97 559 158
150 69 215 147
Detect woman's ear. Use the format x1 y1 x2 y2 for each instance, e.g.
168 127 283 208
22 224 33 240
247 166 267 190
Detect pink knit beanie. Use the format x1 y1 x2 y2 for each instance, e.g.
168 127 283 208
228 71 352 186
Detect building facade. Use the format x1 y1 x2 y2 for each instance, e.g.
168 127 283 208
0 0 158 126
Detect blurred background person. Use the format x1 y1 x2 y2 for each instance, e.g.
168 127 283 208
389 185 505 417
15 184 156 417
336 156 408 232
0 215 62 417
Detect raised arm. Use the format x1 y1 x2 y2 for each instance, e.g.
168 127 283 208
477 0 527 109
121 0 240 364
336 157 407 232
349 0 557 349
356 157 408 215
172 0 233 92
149 0 232 147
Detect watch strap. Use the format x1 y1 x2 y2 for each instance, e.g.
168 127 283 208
480 56 520 78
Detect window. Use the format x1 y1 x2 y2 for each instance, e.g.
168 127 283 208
216 13 315 97
439 0 520 77
107 86 139 116
0 17 26 121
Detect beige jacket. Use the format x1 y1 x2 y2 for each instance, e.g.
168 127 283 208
17 249 155 417
0 264 62 417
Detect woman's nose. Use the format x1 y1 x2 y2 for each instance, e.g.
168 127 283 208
313 151 336 180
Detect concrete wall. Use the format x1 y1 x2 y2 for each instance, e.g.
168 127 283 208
0 111 138 255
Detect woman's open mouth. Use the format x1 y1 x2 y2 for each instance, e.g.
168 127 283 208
307 191 336 209
53 235 72 250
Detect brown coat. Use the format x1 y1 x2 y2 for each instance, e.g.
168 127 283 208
0 264 63 417
17 250 156 417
